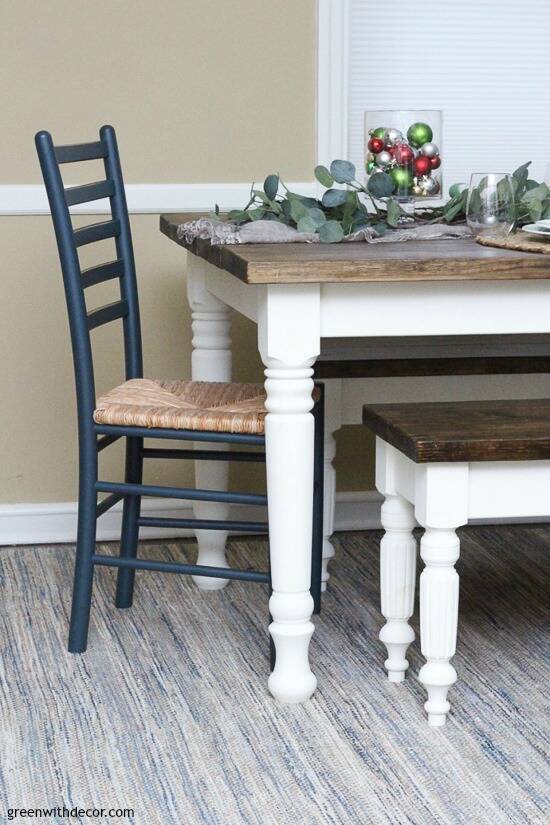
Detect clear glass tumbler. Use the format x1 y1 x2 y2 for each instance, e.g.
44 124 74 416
466 173 515 238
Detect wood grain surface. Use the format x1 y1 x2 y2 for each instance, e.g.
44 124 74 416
362 398 550 462
161 213 550 284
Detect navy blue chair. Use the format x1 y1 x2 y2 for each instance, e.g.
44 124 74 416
35 125 323 659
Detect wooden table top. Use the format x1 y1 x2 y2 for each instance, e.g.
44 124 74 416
160 213 550 285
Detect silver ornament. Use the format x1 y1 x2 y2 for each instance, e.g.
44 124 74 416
421 175 440 195
383 128 403 146
412 183 424 197
420 142 439 158
375 150 392 168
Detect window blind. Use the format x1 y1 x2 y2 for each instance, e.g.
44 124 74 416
348 0 550 192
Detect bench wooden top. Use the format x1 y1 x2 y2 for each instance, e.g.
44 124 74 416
363 399 550 463
160 213 550 285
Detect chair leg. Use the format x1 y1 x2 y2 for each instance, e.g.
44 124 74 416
310 391 324 614
115 436 143 609
68 443 98 654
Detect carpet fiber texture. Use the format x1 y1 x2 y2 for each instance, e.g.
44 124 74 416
0 525 548 824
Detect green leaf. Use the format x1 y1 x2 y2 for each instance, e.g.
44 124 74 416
318 220 345 243
371 221 388 236
321 188 348 208
297 216 319 233
330 159 356 184
227 209 251 223
367 172 394 199
314 165 334 188
513 161 531 190
306 207 327 227
264 174 279 200
386 199 401 228
289 198 309 222
248 208 266 221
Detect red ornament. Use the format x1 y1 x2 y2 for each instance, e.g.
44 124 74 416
393 144 414 166
414 155 431 176
368 137 384 154
430 154 441 170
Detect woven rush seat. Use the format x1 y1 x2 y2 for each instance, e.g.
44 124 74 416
94 378 268 435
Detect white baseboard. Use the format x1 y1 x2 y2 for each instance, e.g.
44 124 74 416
1 490 547 547
0 491 382 547
0 182 317 216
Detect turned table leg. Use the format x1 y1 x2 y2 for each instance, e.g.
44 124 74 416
319 379 342 591
187 257 232 590
379 494 417 682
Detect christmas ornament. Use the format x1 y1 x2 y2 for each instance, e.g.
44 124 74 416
413 155 431 176
421 175 440 195
390 166 413 191
376 150 392 168
368 137 385 154
407 122 433 149
412 183 424 197
383 127 403 146
366 159 376 173
393 143 414 166
420 141 439 158
430 154 441 170
370 127 386 139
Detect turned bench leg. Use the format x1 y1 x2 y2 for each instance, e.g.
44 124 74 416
418 526 460 726
379 495 417 682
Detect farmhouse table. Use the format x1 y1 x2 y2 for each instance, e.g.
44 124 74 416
161 214 550 703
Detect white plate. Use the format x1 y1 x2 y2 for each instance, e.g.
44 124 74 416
521 223 550 238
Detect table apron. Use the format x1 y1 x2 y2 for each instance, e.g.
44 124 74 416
319 280 550 337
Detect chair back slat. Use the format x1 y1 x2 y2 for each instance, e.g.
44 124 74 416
55 141 108 163
87 300 129 331
81 259 125 289
65 180 115 206
73 218 121 247
35 126 143 437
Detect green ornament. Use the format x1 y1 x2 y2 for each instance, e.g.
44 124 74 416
366 159 376 173
372 127 386 139
407 122 433 149
390 166 413 191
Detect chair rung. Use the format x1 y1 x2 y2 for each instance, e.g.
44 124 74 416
137 516 268 532
55 140 108 163
95 480 267 507
65 180 115 206
141 447 266 462
82 259 125 288
91 553 270 583
94 423 265 446
96 493 124 518
87 300 128 330
73 219 120 247
96 433 121 452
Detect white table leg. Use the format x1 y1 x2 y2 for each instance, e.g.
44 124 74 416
415 464 468 726
187 257 232 590
319 379 342 591
264 360 317 702
379 494 416 682
259 283 320 703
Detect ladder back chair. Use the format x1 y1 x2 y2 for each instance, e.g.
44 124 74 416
35 125 323 659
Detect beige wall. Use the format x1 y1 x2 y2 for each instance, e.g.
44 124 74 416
0 0 372 504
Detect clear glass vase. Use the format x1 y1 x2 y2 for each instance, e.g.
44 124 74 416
364 110 443 205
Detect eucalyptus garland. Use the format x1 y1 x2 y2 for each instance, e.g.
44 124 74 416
211 160 547 243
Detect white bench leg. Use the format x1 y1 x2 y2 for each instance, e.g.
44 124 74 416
418 526 460 726
379 495 417 682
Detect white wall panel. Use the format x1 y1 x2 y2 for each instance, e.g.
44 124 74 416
349 0 550 192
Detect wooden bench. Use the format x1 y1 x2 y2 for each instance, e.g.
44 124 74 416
362 398 550 726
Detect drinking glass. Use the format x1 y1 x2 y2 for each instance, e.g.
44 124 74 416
466 173 515 238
